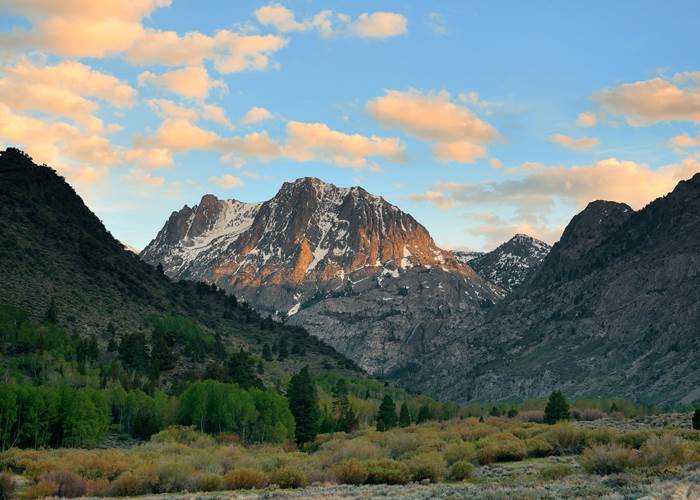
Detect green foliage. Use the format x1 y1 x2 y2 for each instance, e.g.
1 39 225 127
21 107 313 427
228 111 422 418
270 466 307 489
539 464 573 480
544 390 570 424
447 460 474 481
226 349 263 389
417 404 433 424
147 315 216 362
332 379 358 433
376 395 397 431
398 403 411 427
332 459 369 485
287 366 319 446
364 458 411 485
693 409 700 430
0 384 108 450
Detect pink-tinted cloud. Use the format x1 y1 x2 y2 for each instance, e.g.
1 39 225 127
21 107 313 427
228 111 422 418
549 133 599 151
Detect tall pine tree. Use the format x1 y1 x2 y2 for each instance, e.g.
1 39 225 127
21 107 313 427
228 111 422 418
544 390 570 424
287 366 319 446
376 395 397 431
398 402 411 427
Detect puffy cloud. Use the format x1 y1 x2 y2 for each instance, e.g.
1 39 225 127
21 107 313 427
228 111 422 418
146 99 233 128
254 4 407 39
209 174 243 189
367 89 498 163
576 111 598 128
241 106 273 124
124 148 173 169
670 132 700 150
463 212 565 248
411 157 700 245
283 121 405 168
137 117 403 169
122 169 165 187
126 29 288 73
0 0 170 57
489 157 503 168
594 72 700 125
138 66 226 100
0 59 136 133
549 133 599 151
349 12 407 39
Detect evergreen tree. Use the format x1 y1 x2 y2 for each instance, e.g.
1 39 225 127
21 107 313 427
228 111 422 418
43 299 58 324
609 402 619 414
150 329 174 372
226 349 263 389
693 409 700 430
262 343 273 361
417 404 432 424
478 415 484 422
398 402 411 427
490 405 501 417
277 337 289 361
376 395 397 431
106 323 118 352
507 407 518 418
364 388 371 400
332 379 358 432
287 366 319 446
257 360 264 374
118 333 149 373
544 390 570 424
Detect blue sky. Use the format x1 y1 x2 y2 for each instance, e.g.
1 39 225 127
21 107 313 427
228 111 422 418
1 1 699 250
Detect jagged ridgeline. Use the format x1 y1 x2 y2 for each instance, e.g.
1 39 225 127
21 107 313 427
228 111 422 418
0 147 360 391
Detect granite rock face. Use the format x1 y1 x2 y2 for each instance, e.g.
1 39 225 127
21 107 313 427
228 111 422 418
142 177 504 374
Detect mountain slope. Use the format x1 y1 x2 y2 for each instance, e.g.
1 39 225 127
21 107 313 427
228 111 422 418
397 177 700 405
142 177 504 374
0 148 359 386
468 234 551 292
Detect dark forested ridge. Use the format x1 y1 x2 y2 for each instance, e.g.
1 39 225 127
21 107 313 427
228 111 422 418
396 173 700 405
0 147 359 391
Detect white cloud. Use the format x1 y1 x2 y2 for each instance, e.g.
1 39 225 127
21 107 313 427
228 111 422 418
241 106 273 124
254 4 407 39
549 133 600 151
209 174 243 189
367 89 499 163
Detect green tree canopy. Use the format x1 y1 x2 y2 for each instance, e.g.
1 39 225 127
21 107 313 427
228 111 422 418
544 390 570 424
287 366 319 446
376 395 397 431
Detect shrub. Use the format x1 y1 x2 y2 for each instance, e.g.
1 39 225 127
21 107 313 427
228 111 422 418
615 431 650 449
41 470 87 498
517 410 545 423
477 434 527 464
577 409 605 421
526 438 554 457
639 434 692 468
447 460 474 481
110 471 151 496
270 467 307 489
150 426 215 447
586 427 616 445
189 472 223 492
85 478 111 497
539 464 573 480
155 462 192 492
333 459 369 485
385 432 419 459
0 471 15 500
544 423 584 454
364 459 411 485
579 444 637 475
406 452 446 483
24 480 57 499
224 468 267 490
443 441 476 465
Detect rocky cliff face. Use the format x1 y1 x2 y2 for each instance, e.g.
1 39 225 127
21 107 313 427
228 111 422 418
459 234 551 292
142 177 504 374
396 176 700 405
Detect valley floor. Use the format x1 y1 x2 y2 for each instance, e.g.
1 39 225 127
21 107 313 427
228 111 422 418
2 415 699 499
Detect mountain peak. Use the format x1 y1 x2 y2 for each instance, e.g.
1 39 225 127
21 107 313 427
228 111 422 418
468 233 551 292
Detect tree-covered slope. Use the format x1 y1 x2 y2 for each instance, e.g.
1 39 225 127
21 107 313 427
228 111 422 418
0 147 359 390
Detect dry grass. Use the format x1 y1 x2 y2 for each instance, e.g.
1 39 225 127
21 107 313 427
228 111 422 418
3 418 699 497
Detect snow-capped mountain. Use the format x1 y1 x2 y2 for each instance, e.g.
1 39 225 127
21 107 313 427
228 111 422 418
142 177 504 373
464 234 551 292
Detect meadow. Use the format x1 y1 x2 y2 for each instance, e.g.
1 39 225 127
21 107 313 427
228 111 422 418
2 413 699 499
